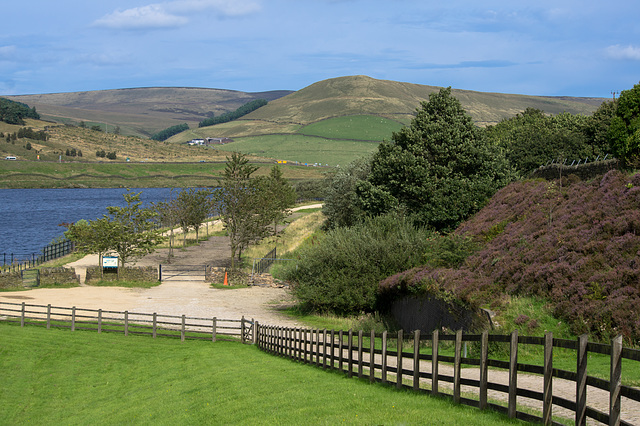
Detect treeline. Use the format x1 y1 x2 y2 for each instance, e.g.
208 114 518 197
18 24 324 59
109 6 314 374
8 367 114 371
198 99 267 128
0 98 40 125
150 123 189 141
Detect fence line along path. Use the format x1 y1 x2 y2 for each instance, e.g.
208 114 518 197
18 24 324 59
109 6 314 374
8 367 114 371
0 301 255 344
255 324 640 426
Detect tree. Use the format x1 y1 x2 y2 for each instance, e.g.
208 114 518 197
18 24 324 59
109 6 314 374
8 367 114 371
213 153 269 268
485 108 595 175
608 81 640 167
260 165 297 236
358 87 514 232
66 190 164 271
322 156 371 229
175 188 212 246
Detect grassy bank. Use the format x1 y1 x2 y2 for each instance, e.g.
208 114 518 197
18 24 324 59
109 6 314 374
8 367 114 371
0 323 517 425
0 160 325 188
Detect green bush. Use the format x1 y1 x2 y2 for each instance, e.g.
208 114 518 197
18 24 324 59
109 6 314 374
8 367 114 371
280 213 438 314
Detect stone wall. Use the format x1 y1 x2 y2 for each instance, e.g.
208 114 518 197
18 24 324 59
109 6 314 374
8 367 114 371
85 266 158 283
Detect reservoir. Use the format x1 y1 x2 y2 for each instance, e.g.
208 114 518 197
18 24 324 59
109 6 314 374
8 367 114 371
0 188 179 259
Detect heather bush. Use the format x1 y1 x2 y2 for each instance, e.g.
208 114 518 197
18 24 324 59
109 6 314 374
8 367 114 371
438 170 640 342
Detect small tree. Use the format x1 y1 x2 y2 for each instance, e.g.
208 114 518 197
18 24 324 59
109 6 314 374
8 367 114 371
213 153 269 269
175 188 212 247
66 190 164 272
261 165 297 236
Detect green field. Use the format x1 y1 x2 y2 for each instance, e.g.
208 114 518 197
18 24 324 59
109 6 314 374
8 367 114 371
224 134 380 167
0 323 518 425
298 115 404 141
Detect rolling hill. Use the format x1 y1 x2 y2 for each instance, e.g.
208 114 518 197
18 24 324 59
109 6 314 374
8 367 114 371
5 87 293 138
4 75 607 167
175 75 606 166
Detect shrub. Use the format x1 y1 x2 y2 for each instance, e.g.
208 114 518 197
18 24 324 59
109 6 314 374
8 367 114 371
280 212 438 314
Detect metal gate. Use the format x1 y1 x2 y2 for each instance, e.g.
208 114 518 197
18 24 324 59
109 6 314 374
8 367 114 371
21 269 40 287
159 264 208 281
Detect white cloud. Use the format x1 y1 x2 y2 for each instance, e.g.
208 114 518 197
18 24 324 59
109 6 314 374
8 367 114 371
606 44 640 61
93 5 188 30
93 0 260 30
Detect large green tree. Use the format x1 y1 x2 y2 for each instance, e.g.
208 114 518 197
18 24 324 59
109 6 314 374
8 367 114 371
358 87 514 232
608 81 640 167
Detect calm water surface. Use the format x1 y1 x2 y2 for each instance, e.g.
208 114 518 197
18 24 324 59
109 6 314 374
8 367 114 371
0 188 178 258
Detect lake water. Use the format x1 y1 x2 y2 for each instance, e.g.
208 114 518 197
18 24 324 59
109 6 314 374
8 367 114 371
0 188 179 259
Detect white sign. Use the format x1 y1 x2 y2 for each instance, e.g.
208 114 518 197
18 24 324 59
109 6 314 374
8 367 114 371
103 256 118 268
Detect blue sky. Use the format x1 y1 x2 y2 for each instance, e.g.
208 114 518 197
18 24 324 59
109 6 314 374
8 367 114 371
1 0 639 97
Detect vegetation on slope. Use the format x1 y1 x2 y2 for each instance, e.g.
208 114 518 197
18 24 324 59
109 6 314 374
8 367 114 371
0 97 40 125
384 170 640 343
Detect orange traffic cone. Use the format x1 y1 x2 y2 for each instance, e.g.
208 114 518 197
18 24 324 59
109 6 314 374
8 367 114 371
223 271 229 286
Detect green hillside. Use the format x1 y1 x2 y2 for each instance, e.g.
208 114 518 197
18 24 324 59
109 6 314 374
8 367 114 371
178 75 605 166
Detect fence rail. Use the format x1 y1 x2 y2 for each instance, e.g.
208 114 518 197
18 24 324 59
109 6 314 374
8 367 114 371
0 302 255 344
256 324 640 425
2 239 75 273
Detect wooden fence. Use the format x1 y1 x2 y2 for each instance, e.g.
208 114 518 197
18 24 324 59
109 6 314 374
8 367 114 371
0 302 255 344
255 324 640 425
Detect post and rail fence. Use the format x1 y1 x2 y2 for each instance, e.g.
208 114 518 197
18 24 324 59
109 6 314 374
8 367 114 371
255 324 640 425
1 239 75 273
3 300 639 425
0 302 255 344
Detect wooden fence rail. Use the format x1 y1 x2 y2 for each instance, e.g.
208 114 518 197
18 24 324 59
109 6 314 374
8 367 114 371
255 323 640 425
0 302 255 344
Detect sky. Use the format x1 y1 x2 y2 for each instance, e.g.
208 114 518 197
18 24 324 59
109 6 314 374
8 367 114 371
1 0 639 97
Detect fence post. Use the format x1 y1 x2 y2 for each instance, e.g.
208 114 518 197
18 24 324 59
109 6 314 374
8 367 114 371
508 330 518 419
254 321 259 346
46 304 51 329
454 330 462 404
338 330 344 371
152 313 157 338
610 334 623 426
381 330 388 383
98 309 103 333
71 306 76 331
413 330 421 391
20 302 25 327
124 311 129 336
241 316 246 344
323 329 328 369
432 329 439 395
347 329 353 377
370 329 376 383
158 264 162 282
181 315 186 342
330 330 335 369
543 332 553 425
480 331 488 410
576 334 588 425
396 329 403 389
358 330 364 378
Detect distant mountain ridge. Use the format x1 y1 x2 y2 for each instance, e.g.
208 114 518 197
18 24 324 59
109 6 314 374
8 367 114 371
5 76 606 140
6 87 293 138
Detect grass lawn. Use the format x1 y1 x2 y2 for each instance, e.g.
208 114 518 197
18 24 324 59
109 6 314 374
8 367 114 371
0 323 520 425
225 134 380 167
